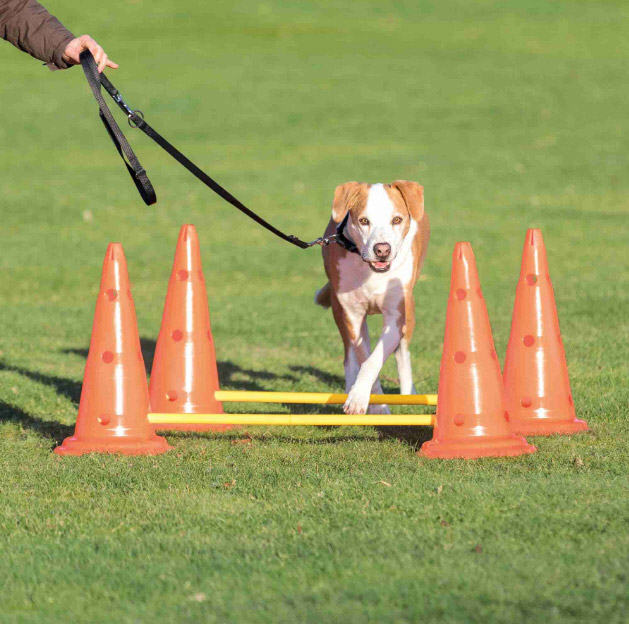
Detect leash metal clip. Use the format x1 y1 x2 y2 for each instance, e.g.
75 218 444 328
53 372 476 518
112 91 144 128
113 91 134 116
306 234 337 248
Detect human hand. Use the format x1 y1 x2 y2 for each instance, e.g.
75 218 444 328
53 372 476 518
62 35 118 72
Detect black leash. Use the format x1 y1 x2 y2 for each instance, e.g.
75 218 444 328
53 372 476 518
79 51 359 254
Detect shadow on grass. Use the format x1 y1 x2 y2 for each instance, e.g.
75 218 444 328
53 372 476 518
288 365 344 389
64 338 300 392
375 425 434 451
279 403 340 416
0 400 73 445
163 429 372 445
1 347 432 450
0 361 82 405
217 360 298 392
288 364 398 393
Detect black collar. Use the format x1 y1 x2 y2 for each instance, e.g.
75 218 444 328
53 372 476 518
335 213 360 255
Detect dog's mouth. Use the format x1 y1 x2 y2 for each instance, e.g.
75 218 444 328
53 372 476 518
368 261 391 273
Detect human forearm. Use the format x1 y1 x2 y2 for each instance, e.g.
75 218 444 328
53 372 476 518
0 0 74 69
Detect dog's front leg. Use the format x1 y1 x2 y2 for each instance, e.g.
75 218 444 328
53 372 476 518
332 300 371 396
355 320 390 415
344 316 401 415
342 317 372 394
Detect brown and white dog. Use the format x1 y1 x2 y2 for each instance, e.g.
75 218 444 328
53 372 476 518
315 181 429 415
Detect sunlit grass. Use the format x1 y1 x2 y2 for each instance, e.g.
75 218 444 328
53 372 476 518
0 1 627 622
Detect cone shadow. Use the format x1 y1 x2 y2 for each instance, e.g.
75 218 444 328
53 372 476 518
0 361 82 405
217 360 299 391
68 340 302 390
0 400 74 445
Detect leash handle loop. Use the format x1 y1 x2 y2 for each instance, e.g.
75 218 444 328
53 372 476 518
80 51 156 206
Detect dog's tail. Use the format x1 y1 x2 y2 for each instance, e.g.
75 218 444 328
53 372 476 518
314 282 332 309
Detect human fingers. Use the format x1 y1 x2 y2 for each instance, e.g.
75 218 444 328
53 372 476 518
85 38 106 72
63 35 117 70
86 37 118 70
98 53 108 73
89 46 105 71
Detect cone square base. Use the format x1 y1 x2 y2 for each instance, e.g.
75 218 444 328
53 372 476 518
511 418 589 437
153 423 238 432
54 435 172 456
418 435 536 459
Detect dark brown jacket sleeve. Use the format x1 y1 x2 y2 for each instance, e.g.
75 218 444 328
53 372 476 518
0 0 75 69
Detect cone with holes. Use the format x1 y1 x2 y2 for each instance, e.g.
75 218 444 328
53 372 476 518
55 244 172 455
419 242 536 459
149 224 233 431
503 229 588 435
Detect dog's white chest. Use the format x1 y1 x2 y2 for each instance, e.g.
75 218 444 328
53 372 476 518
336 254 412 316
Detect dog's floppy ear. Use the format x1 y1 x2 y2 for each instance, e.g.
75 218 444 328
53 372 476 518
392 180 424 221
331 181 362 224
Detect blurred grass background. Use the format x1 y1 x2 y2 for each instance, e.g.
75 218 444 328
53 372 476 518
0 1 627 622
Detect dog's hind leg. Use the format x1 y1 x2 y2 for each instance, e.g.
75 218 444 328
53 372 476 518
395 292 417 395
395 338 417 395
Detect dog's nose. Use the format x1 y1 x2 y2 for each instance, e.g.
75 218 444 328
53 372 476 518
373 243 391 259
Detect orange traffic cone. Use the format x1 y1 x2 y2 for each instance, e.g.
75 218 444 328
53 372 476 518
419 242 536 459
55 244 172 455
503 229 588 435
149 225 233 431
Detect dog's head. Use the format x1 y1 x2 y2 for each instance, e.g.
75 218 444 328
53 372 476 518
331 181 424 273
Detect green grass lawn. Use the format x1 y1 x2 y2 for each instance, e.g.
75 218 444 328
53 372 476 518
1 0 628 621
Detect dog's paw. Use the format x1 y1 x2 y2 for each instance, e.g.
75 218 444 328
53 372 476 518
368 403 391 415
343 386 370 415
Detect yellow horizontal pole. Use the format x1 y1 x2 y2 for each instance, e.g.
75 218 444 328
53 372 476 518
148 413 434 426
215 390 438 406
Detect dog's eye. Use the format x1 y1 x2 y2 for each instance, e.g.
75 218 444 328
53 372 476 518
358 218 370 226
392 216 403 225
